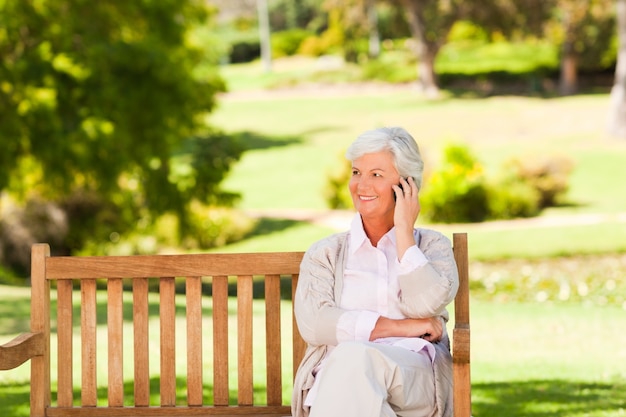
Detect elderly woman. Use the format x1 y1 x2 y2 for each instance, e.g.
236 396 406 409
291 127 459 417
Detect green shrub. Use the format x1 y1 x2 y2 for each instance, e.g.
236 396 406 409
508 156 573 208
436 40 559 75
184 202 257 250
298 10 344 57
298 32 342 57
360 51 418 83
323 143 573 224
229 40 261 63
272 29 312 57
488 177 541 219
324 156 352 209
0 264 21 286
421 144 490 223
420 144 574 223
447 20 489 43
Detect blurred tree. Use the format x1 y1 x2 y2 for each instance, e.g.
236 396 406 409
322 0 373 62
609 0 626 137
470 0 551 38
0 0 239 251
397 0 467 97
395 0 553 96
333 0 612 96
326 0 381 58
547 0 616 95
269 0 326 31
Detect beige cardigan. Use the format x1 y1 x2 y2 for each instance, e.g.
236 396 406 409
291 228 459 417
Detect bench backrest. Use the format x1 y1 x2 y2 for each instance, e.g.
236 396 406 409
14 233 470 416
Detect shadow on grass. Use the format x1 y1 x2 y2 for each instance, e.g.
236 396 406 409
472 379 626 416
233 130 304 151
0 380 31 417
233 126 340 152
2 378 625 416
0 287 215 336
244 217 302 239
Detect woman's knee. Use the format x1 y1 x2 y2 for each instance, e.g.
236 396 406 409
325 342 384 373
329 341 374 360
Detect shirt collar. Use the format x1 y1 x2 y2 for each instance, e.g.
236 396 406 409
349 213 397 253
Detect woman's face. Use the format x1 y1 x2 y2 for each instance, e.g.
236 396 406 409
349 150 399 221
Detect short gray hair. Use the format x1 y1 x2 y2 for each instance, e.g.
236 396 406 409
345 127 424 188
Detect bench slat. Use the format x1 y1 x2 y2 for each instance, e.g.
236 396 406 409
212 275 229 406
46 405 293 416
30 244 51 416
160 277 177 406
186 276 203 406
452 233 472 417
133 278 150 407
108 278 124 407
56 280 73 407
265 274 282 406
291 274 305 380
237 276 253 406
81 279 98 407
45 252 304 279
453 233 470 329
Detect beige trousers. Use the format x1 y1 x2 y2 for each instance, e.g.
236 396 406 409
307 341 436 417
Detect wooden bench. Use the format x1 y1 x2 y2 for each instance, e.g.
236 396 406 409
0 233 471 417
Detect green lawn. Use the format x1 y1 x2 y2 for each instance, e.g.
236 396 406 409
1 284 625 417
209 65 626 259
205 61 626 416
3 59 626 416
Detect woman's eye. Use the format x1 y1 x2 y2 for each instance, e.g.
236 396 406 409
351 170 359 176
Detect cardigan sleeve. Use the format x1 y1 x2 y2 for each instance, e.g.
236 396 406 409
396 230 459 319
294 234 346 347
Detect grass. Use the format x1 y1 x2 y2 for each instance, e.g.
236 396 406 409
1 284 625 416
3 56 626 416
205 59 626 416
0 284 298 408
208 63 626 259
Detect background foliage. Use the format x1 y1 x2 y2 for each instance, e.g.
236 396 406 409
0 0 624 278
0 0 245 272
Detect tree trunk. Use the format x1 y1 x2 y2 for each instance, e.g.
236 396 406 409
401 0 441 98
609 0 626 138
257 0 272 73
559 9 578 95
367 0 380 58
559 43 578 95
417 47 439 98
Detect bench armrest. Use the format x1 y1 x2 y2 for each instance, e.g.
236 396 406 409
452 326 470 364
0 332 44 370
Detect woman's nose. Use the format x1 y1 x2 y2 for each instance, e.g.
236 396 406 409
353 178 367 191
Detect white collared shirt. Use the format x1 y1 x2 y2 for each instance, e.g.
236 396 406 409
303 214 435 407
336 213 429 343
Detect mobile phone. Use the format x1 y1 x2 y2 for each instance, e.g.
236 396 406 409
393 178 406 201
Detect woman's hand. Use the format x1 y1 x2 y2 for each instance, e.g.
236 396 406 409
393 176 421 259
370 316 443 343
